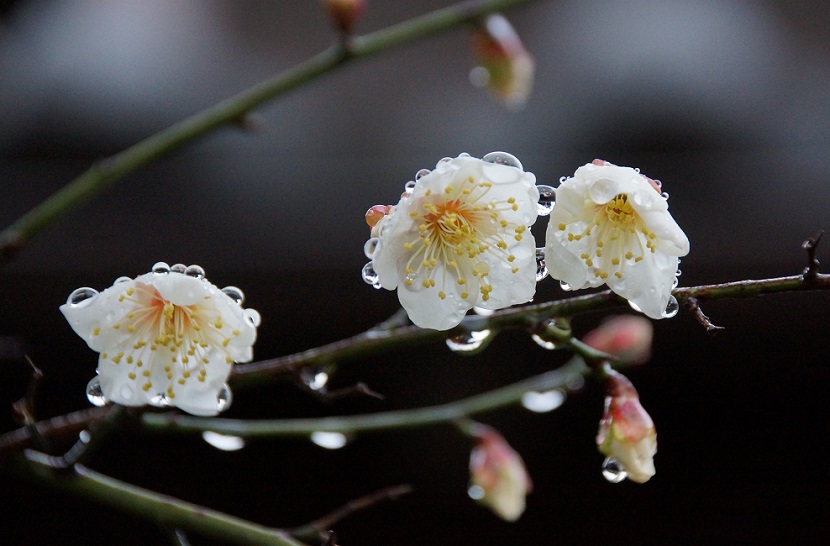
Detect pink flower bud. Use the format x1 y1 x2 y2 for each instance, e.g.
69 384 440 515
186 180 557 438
322 0 366 34
469 424 532 521
596 372 657 483
470 14 535 110
582 315 653 365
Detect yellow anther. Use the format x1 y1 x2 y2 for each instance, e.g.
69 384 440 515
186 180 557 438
615 272 623 278
596 249 603 257
635 256 644 262
461 292 469 299
127 325 135 333
558 223 566 230
438 291 446 300
612 258 620 265
126 356 133 364
113 323 121 330
137 360 143 367
511 204 518 211
126 288 135 296
600 272 609 279
625 252 634 260
142 382 152 392
93 327 100 336
507 255 515 262
214 319 223 329
511 267 519 273
143 370 150 377
597 241 604 247
128 372 136 380
585 259 593 267
580 253 589 260
178 378 186 385
404 242 413 250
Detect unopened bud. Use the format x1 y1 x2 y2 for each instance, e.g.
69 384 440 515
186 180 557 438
582 315 653 364
323 0 366 34
468 424 532 521
470 14 535 110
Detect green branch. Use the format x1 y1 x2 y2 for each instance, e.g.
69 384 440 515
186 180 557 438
0 0 536 261
8 451 308 546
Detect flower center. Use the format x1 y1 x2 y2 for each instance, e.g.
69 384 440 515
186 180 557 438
401 175 525 301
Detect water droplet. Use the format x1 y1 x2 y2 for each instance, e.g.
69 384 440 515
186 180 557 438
536 185 555 216
482 151 522 170
300 366 330 391
85 376 108 407
559 280 573 291
472 306 494 316
662 295 679 318
459 152 471 158
364 237 379 259
467 484 485 500
415 168 431 180
202 431 245 451
437 156 453 167
469 66 490 88
310 431 348 450
243 309 261 328
535 248 548 281
446 330 493 354
531 333 557 350
671 277 679 289
185 264 205 279
170 263 187 274
661 192 669 200
149 393 170 407
216 384 233 412
361 262 381 289
152 261 171 274
113 276 132 285
628 300 643 313
221 286 245 305
602 457 628 483
521 389 566 413
78 430 91 443
67 287 99 307
675 269 682 277
119 385 134 401
404 180 416 192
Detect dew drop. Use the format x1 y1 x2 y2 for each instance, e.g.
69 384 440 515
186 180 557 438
149 393 170 407
67 287 99 307
536 185 556 216
559 280 573 291
113 276 132 285
661 192 669 200
521 389 566 413
361 262 382 289
472 306 494 316
85 376 108 407
559 176 568 183
459 152 470 158
535 248 548 281
364 237 379 259
446 330 493 354
530 333 557 350
437 156 453 168
221 286 245 305
415 169 431 180
672 276 679 289
602 457 628 483
243 308 261 328
404 180 416 192
119 385 134 401
310 431 348 450
152 261 171 274
628 300 643 313
300 366 330 391
662 295 679 318
467 484 485 500
634 167 641 173
202 431 245 451
216 384 233 412
78 430 91 444
170 263 187 274
185 264 205 279
482 151 522 170
675 269 682 277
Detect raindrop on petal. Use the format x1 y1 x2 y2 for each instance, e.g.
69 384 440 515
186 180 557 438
170 263 187 274
521 389 566 413
482 151 522 170
216 384 233 412
404 180 416 192
415 169 431 180
446 330 493 354
202 431 245 451
152 262 171 274
149 393 170 407
113 276 132 285
467 484 486 500
243 309 261 328
672 277 679 289
364 237 379 259
221 286 245 305
535 248 548 281
300 367 330 391
662 295 679 318
85 376 108 407
602 457 628 483
661 192 669 200
361 262 382 289
559 280 573 291
310 431 349 450
472 306 494 316
530 333 556 350
536 185 556 216
185 264 205 279
67 287 99 307
628 300 643 313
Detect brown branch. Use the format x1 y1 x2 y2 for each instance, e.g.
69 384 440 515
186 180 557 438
684 296 725 335
802 230 823 280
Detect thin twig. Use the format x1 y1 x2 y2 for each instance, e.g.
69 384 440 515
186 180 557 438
684 296 725 335
802 230 823 280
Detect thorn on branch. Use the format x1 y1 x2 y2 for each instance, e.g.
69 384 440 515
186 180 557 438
12 356 44 425
684 296 725 335
802 230 823 280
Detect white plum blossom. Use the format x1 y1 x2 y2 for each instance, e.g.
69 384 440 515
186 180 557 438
545 160 689 319
366 153 540 330
60 263 259 416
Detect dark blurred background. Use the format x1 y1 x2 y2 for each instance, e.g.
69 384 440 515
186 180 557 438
0 0 828 544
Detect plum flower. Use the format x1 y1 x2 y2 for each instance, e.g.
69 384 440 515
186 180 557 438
60 262 260 416
365 152 540 330
596 371 657 483
544 160 689 319
468 424 532 521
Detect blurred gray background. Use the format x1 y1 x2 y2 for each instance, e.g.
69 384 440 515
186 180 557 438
1 1 828 545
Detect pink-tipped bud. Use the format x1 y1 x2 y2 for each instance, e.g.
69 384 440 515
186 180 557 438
582 315 653 365
469 424 533 521
596 371 657 483
470 14 535 111
323 0 366 34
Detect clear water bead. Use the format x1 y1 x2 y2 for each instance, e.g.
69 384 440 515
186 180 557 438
467 484 485 500
535 248 548 281
662 295 680 318
152 261 171 274
628 300 643 313
85 376 108 407
482 151 522 170
404 180 416 192
536 185 556 216
221 286 245 305
364 237 379 259
202 431 245 451
521 389 566 413
446 330 493 354
300 367 330 391
67 287 99 307
149 393 171 407
113 276 132 285
310 431 348 450
243 308 261 327
531 333 556 350
185 264 205 279
601 457 628 483
559 280 573 291
415 169 431 180
216 384 233 412
170 263 187 273
672 276 679 289
361 262 382 289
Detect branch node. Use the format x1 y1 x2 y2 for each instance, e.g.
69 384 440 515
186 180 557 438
802 230 823 281
684 296 725 335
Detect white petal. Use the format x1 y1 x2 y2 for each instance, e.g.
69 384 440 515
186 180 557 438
607 252 678 319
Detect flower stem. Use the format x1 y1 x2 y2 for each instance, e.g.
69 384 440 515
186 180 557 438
7 451 308 546
0 0 536 263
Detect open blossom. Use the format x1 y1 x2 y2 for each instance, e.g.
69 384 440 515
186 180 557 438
582 315 653 365
60 263 259 416
545 160 689 319
366 152 540 330
596 371 657 483
469 424 532 521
